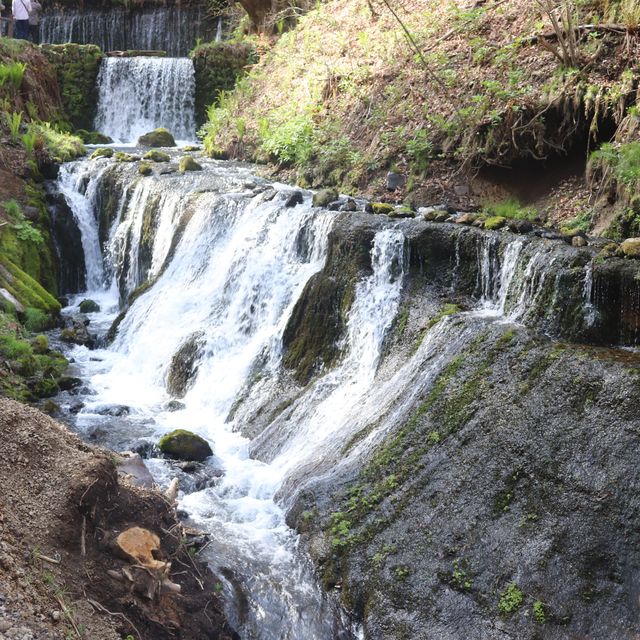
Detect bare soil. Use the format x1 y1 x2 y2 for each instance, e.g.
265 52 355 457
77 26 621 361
0 398 237 640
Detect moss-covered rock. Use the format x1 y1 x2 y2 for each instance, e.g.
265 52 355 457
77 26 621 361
143 149 171 163
41 44 103 130
158 429 213 462
312 189 339 208
76 130 113 144
138 162 153 176
137 128 176 148
484 216 507 230
114 151 139 162
79 299 100 313
367 202 395 215
620 237 640 258
388 206 414 219
0 259 60 314
178 155 203 173
90 147 114 159
190 42 257 127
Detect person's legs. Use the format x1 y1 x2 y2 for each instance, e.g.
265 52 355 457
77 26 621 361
29 23 39 43
15 19 29 39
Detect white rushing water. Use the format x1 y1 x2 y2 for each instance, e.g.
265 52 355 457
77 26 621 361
59 161 401 638
94 57 196 143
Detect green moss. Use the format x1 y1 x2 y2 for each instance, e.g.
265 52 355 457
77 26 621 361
143 149 171 163
138 128 176 147
499 583 524 614
533 600 546 623
484 216 507 230
0 258 60 314
90 147 114 159
178 155 203 172
369 202 395 215
115 151 139 162
41 44 103 130
138 161 153 176
23 307 51 332
190 41 257 127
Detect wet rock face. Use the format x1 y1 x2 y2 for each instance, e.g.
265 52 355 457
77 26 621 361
46 189 86 295
165 332 205 397
291 322 640 640
282 214 384 383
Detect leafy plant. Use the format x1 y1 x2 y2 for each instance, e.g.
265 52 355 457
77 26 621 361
21 130 37 156
499 583 524 614
482 198 537 220
0 61 26 90
533 599 547 623
5 111 23 142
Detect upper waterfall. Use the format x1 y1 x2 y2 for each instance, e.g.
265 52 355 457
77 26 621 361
40 6 214 56
94 57 196 143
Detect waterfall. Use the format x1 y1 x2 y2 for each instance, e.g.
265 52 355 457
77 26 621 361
40 7 213 56
94 57 196 143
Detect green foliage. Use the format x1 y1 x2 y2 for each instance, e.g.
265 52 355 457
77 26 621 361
0 61 26 90
591 141 640 193
499 583 524 614
28 122 85 162
533 599 547 623
482 198 536 220
451 559 472 590
2 199 43 246
5 111 23 142
259 110 317 166
21 130 37 156
406 128 433 176
561 209 593 234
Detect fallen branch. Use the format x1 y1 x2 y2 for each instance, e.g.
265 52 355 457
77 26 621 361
80 516 86 557
37 554 60 565
55 595 82 639
520 23 626 46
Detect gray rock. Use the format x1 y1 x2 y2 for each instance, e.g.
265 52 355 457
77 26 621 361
386 172 406 191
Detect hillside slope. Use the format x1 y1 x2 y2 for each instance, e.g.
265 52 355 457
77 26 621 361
203 0 640 236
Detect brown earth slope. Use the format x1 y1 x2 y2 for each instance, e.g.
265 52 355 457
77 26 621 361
0 398 235 640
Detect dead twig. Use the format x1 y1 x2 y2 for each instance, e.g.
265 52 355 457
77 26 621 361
55 595 82 639
37 554 60 565
86 598 141 640
80 516 86 557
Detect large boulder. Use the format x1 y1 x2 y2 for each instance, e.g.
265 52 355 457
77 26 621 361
137 128 176 148
166 332 204 397
79 298 100 313
158 429 213 462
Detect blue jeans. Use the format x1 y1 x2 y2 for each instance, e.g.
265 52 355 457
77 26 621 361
15 19 29 40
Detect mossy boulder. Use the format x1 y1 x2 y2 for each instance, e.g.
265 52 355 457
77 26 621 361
143 150 171 163
137 128 176 148
90 147 114 159
138 162 153 176
158 429 213 462
620 238 640 258
312 189 339 208
178 155 203 173
76 129 113 144
32 334 49 354
78 299 100 313
484 216 507 230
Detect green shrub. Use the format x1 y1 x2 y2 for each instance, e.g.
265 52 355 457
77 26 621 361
27 122 85 162
259 110 316 166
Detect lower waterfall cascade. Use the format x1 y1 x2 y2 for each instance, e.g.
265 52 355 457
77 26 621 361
49 153 640 639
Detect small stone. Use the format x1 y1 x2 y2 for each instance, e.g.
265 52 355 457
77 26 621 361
143 149 171 163
0 619 12 632
90 147 113 160
50 611 61 622
484 216 506 230
138 161 153 176
572 235 587 247
455 213 475 225
366 202 395 215
340 198 357 212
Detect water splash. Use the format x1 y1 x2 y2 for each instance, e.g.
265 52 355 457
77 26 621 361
94 57 196 143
